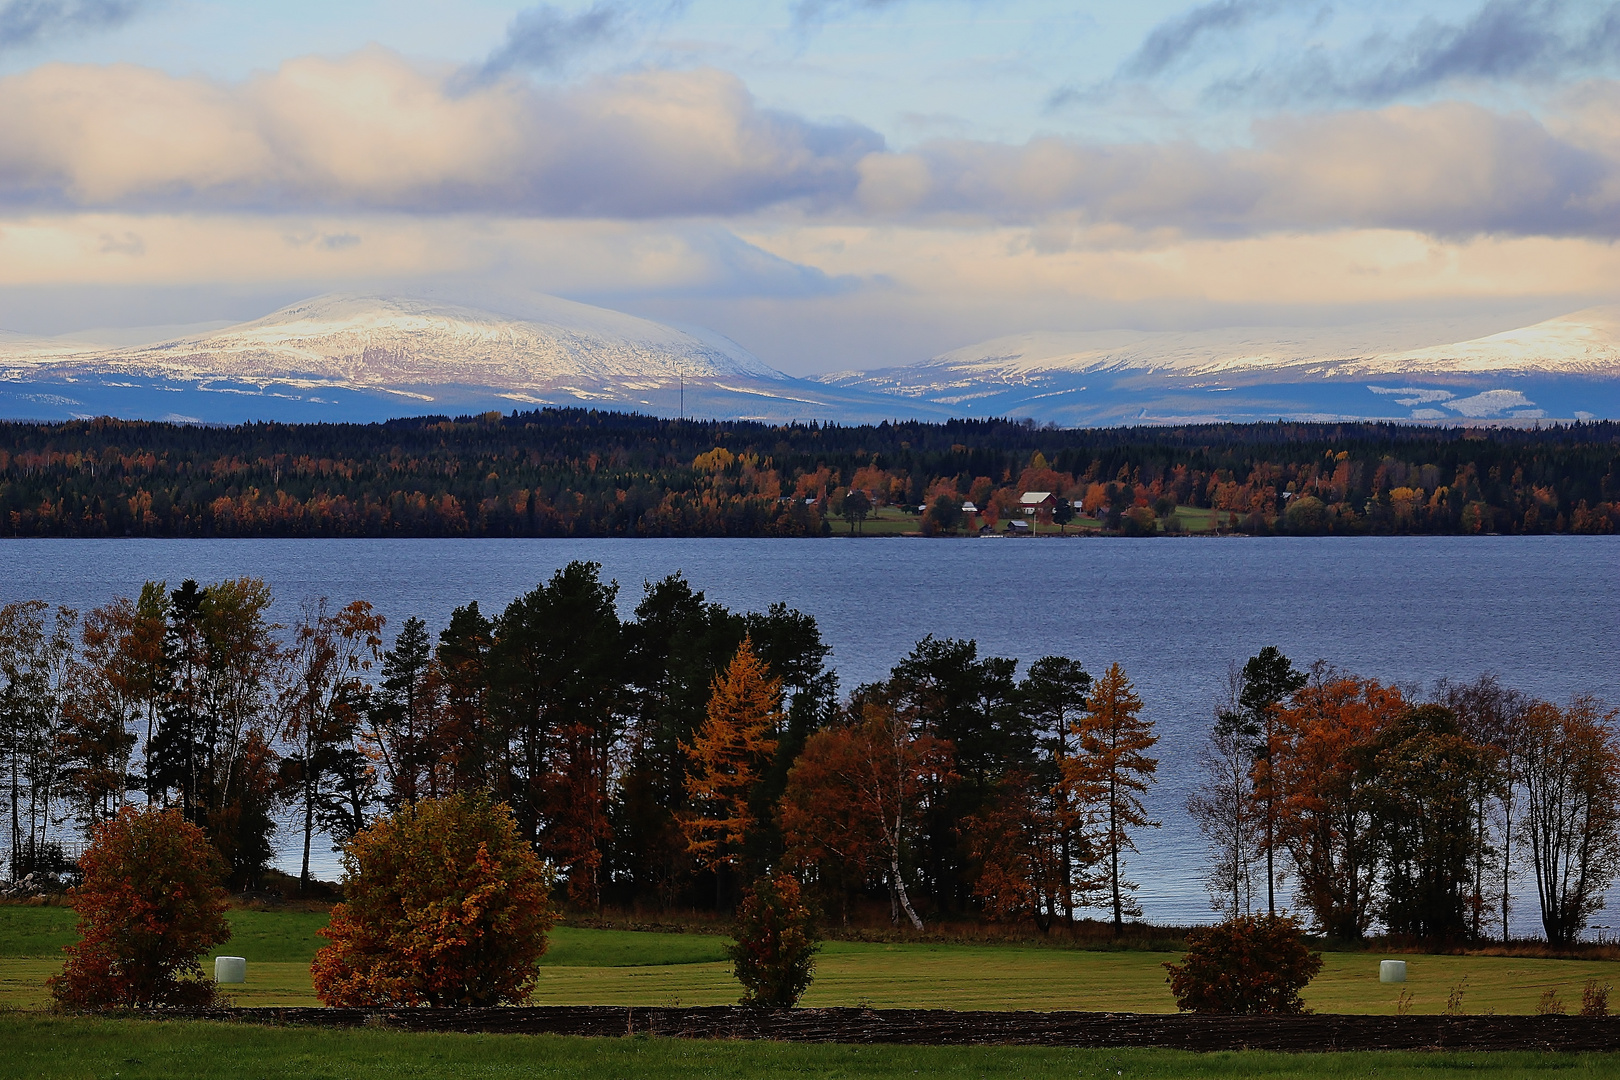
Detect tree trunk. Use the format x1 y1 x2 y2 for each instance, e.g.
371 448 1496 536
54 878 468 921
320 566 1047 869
891 853 924 931
1110 778 1123 936
300 768 316 893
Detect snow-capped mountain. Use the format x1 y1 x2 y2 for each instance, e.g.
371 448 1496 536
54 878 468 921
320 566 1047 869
815 307 1620 425
0 294 937 424
6 295 1620 426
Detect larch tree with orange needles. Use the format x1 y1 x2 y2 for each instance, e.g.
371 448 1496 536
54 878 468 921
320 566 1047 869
1066 662 1159 936
681 638 781 906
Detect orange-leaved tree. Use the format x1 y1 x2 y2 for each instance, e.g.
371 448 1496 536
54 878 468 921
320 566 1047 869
49 806 231 1010
779 692 953 930
680 638 781 902
1066 662 1159 935
1272 675 1403 939
311 793 556 1007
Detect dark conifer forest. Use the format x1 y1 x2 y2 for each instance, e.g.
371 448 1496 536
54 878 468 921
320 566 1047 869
0 410 1616 537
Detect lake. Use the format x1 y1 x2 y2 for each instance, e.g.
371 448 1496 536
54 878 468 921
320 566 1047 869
4 535 1616 933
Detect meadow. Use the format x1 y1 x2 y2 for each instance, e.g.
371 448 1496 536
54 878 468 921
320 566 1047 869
4 906 1618 1016
9 1012 1620 1080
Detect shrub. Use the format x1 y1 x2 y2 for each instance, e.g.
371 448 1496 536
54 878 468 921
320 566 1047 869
311 793 556 1007
727 872 820 1008
1163 914 1322 1015
1120 506 1158 536
49 807 231 1010
1582 979 1611 1017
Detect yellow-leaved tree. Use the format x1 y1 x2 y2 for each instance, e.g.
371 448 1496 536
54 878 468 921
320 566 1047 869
681 637 782 906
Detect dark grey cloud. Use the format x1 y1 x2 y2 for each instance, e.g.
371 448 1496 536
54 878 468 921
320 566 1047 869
0 0 145 52
472 2 628 81
1216 0 1620 105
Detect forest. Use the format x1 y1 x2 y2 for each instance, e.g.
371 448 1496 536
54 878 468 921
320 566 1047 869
0 411 1617 537
2 566 1615 947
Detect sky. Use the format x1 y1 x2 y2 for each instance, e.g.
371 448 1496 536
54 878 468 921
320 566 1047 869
4 0 1620 372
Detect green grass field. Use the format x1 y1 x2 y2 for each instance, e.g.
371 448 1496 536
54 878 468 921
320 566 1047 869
2 1013 1619 1080
5 906 1618 1015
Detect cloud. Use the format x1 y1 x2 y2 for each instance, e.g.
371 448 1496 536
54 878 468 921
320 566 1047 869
859 99 1620 237
0 0 145 52
0 49 884 217
792 0 905 24
9 46 1620 241
1215 0 1620 106
469 2 628 82
1097 0 1620 108
1118 0 1283 81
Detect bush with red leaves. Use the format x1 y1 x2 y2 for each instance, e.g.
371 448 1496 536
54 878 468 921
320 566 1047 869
49 806 232 1010
1164 914 1322 1014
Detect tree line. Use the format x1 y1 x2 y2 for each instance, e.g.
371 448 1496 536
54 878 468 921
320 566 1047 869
0 412 1616 537
3 569 1616 945
1189 649 1620 946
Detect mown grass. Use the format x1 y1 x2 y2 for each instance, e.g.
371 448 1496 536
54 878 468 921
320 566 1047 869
4 905 1619 1014
4 1013 1620 1080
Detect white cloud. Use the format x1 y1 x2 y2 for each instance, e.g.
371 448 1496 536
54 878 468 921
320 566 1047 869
0 49 882 217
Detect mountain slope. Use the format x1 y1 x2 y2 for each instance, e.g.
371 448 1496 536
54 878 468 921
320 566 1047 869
816 307 1620 424
0 294 936 424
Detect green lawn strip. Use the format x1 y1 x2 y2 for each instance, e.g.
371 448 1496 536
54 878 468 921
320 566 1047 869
2 1015 1618 1080
0 907 77 957
7 907 1620 1015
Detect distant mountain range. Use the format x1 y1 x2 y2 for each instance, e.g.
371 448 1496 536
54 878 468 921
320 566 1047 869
3 294 1618 425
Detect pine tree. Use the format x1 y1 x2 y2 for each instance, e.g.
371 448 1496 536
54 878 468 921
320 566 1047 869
681 638 781 904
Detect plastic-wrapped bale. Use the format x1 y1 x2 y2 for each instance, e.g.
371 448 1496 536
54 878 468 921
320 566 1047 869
1379 960 1407 983
215 956 247 984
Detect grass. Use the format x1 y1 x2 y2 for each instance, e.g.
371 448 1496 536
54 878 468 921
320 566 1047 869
5 906 1619 1015
5 1013 1620 1080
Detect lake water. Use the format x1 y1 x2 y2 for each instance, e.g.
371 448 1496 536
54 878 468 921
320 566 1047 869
4 535 1616 934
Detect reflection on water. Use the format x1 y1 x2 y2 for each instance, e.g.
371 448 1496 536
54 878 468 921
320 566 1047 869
6 535 1616 933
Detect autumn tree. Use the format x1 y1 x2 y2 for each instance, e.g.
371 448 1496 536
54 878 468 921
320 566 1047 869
777 721 883 921
681 638 782 904
963 768 1079 929
50 806 231 1009
279 598 385 892
1067 662 1159 935
1518 697 1620 946
57 589 166 831
780 692 953 930
311 793 556 1007
1272 674 1403 939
